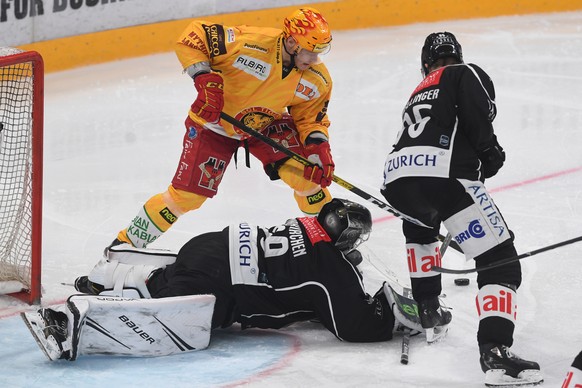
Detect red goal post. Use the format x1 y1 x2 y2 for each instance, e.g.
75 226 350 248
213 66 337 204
0 48 44 305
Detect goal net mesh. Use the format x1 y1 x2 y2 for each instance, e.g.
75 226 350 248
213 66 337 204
0 47 36 291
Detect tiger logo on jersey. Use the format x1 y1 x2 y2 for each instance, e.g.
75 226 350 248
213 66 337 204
234 107 280 137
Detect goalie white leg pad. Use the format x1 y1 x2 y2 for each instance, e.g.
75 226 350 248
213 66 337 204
70 294 215 359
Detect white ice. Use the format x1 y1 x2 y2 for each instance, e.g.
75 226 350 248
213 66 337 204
1 10 582 388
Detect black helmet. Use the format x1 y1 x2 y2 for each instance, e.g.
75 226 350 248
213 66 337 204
421 32 463 76
317 198 372 251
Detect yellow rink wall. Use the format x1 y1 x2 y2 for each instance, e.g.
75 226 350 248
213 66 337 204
19 0 582 73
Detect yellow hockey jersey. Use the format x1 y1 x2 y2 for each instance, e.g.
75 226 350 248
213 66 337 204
176 20 332 144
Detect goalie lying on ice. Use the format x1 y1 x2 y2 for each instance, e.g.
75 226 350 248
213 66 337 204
22 198 437 361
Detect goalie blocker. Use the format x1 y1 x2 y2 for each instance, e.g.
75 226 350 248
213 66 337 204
21 294 215 361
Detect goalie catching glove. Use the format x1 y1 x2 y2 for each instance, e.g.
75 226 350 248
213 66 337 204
303 135 335 188
191 72 224 124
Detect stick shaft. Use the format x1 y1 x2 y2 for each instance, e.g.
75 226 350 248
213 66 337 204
432 235 582 274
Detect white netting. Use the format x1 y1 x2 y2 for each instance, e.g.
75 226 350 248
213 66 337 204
0 48 35 291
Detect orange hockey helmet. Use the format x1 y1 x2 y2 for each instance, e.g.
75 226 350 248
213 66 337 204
283 7 332 54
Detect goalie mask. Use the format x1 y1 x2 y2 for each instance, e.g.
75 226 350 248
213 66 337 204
421 31 463 77
317 198 372 252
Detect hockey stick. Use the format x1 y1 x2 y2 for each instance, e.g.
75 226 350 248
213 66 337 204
401 328 411 365
438 232 462 254
432 235 582 274
400 286 414 365
220 112 459 253
220 112 437 231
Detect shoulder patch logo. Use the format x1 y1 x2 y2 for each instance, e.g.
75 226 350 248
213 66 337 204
411 67 445 96
202 24 227 57
226 28 236 43
295 79 320 101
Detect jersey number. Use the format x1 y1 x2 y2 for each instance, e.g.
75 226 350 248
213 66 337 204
402 104 432 139
264 235 289 258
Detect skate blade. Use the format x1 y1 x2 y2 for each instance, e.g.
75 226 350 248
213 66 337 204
425 325 449 344
484 369 544 387
21 312 61 361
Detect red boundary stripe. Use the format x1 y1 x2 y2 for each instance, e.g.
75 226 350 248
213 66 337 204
373 166 582 224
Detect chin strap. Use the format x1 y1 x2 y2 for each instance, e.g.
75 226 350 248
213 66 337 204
283 38 298 71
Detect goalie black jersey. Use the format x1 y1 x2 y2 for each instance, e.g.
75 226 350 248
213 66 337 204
230 217 394 342
382 63 498 186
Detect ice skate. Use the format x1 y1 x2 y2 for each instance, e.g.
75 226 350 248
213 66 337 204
21 308 71 361
480 344 543 387
419 296 452 343
74 275 104 295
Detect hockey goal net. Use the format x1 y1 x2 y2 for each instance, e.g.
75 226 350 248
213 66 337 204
0 48 44 305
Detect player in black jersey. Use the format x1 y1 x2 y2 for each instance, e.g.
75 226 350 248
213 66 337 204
143 198 393 342
23 199 429 362
380 32 542 386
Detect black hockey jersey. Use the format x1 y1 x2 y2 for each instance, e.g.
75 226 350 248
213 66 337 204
382 63 498 186
229 217 395 342
150 217 395 342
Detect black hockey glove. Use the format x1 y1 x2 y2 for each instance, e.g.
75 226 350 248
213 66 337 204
478 142 506 179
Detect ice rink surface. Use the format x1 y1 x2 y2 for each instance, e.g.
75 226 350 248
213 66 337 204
1 10 582 387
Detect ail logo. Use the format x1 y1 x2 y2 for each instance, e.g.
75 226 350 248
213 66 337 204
407 246 441 274
476 285 517 321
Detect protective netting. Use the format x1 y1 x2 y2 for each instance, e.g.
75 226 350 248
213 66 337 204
0 48 35 291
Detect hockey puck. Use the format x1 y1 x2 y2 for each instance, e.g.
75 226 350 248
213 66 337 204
454 278 470 286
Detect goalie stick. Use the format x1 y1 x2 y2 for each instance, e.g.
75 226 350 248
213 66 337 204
359 247 423 365
399 286 414 365
432 235 582 274
219 112 457 250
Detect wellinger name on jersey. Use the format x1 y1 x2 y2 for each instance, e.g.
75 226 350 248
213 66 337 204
404 88 440 110
385 153 438 172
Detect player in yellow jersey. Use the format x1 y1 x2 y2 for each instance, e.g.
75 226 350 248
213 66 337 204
108 8 336 250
